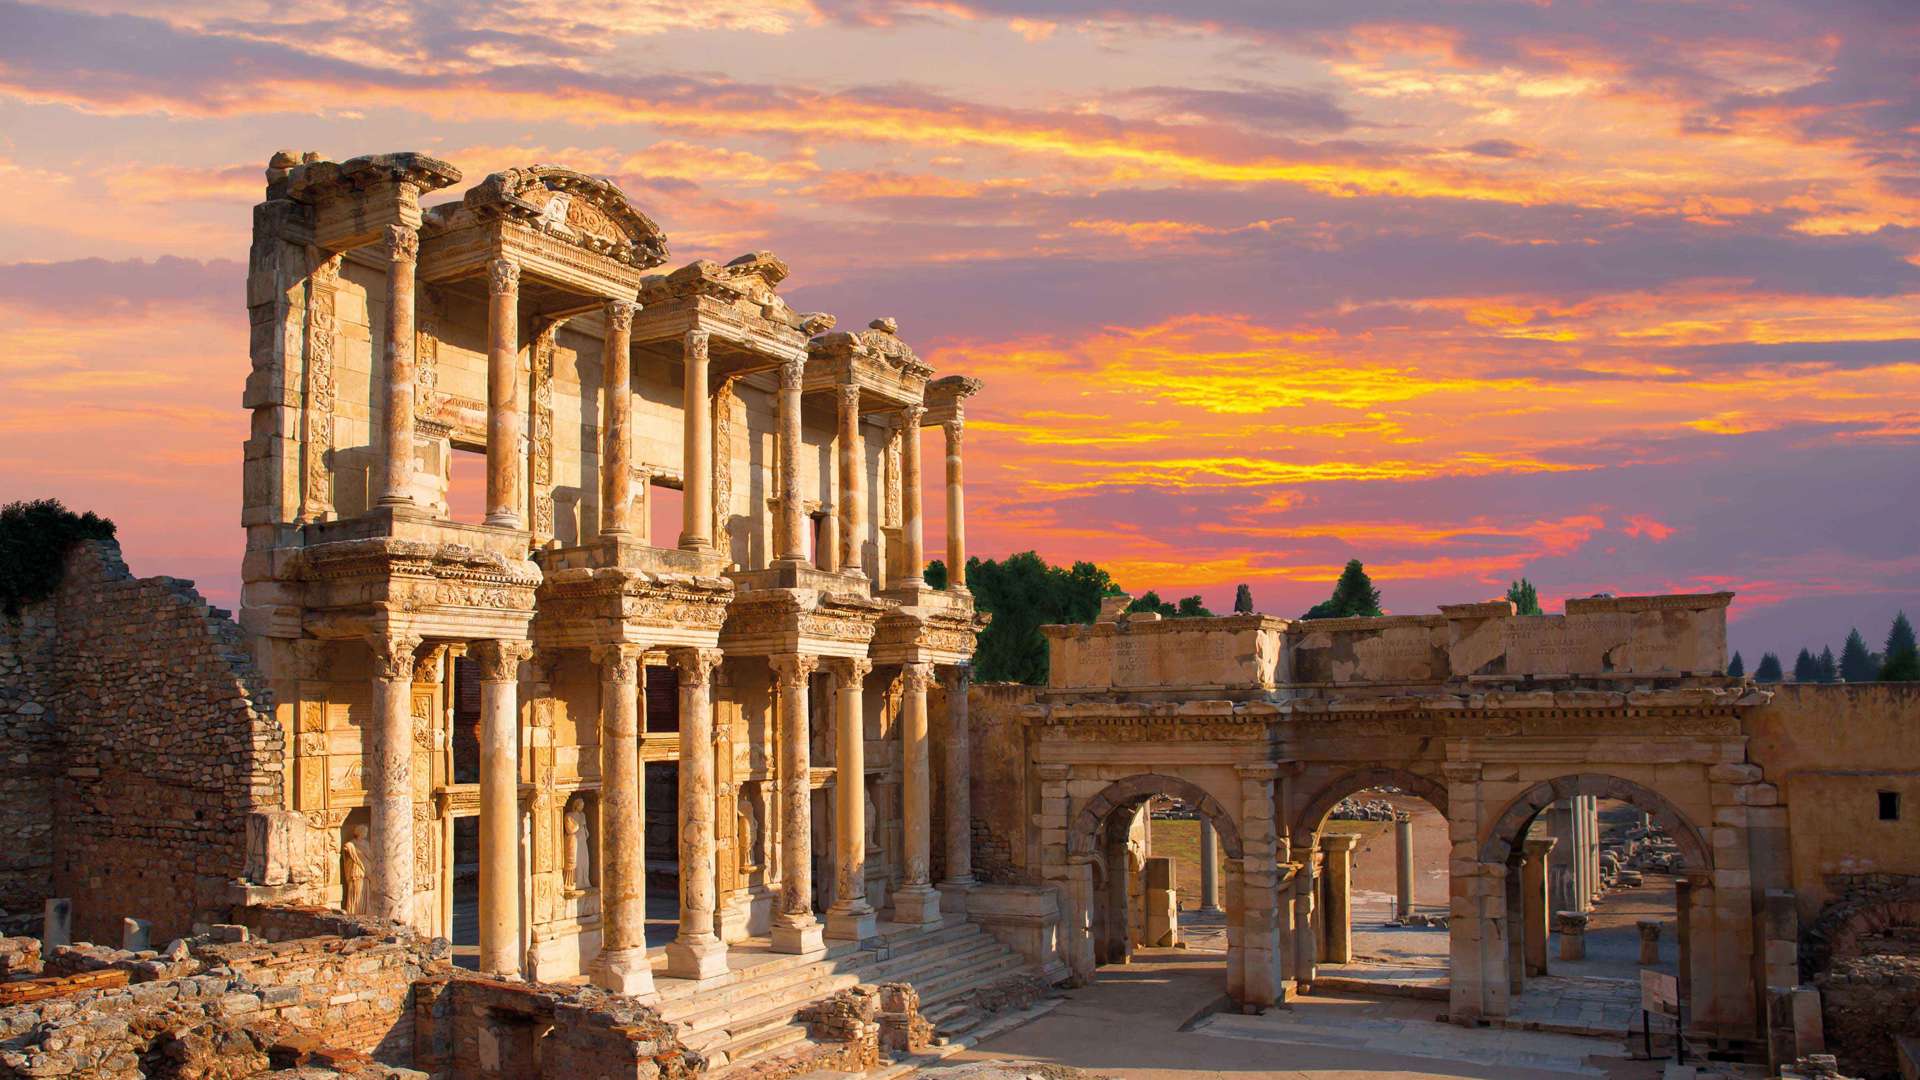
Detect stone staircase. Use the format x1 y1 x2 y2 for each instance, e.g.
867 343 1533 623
652 914 1047 1075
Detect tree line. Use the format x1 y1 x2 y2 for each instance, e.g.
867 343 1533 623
1730 613 1919 684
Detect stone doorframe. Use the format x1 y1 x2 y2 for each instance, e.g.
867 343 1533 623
1458 771 1725 1033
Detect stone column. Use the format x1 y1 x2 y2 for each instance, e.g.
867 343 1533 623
1547 800 1578 914
473 640 529 977
1395 814 1414 921
939 665 974 891
893 662 941 923
826 658 877 941
836 383 865 576
775 358 807 563
591 644 654 997
770 653 824 953
1237 763 1287 1008
1319 833 1358 964
367 632 421 928
942 420 965 590
900 404 926 588
376 224 419 507
485 258 523 528
667 648 727 981
600 300 634 536
1523 836 1555 977
1199 819 1221 913
680 329 713 551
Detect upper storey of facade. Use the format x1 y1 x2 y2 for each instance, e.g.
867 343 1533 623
238 150 981 661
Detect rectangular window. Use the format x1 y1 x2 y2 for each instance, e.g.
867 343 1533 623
1879 791 1901 821
448 444 488 524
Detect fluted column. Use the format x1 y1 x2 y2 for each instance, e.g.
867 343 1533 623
376 224 420 507
826 658 877 940
836 384 865 576
680 329 713 551
667 647 728 981
473 640 530 977
775 358 807 562
600 301 635 535
591 644 655 997
900 404 927 588
367 631 421 928
939 665 973 888
894 662 941 923
485 258 523 528
942 420 965 590
771 653 824 953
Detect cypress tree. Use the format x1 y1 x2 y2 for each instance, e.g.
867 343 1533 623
1839 629 1876 683
1506 578 1543 615
1233 584 1254 614
1754 652 1784 683
1303 559 1383 619
1817 646 1837 684
1882 612 1920 681
1727 651 1744 678
1792 648 1819 683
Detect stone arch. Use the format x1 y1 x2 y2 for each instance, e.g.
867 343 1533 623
1800 883 1920 983
1477 772 1712 872
1294 766 1449 840
1067 772 1243 861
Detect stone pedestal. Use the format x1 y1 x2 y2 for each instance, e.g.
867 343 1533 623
1637 919 1662 965
1556 910 1589 961
1394 815 1414 921
1319 833 1359 965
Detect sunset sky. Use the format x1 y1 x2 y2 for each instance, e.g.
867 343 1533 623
1 0 1916 661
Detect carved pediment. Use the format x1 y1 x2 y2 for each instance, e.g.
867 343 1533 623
453 166 669 269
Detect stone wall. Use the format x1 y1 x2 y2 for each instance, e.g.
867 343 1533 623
0 540 285 942
969 682 1038 884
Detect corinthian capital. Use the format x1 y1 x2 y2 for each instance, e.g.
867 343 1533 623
385 224 419 263
685 328 710 362
671 646 724 688
826 656 873 685
901 661 934 693
902 403 927 428
471 639 533 682
368 632 423 681
489 258 520 295
769 652 819 689
939 664 971 693
605 299 635 333
942 420 963 449
591 643 646 685
778 357 806 392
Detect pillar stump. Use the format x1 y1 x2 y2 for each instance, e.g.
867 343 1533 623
1637 920 1662 965
1555 910 1589 961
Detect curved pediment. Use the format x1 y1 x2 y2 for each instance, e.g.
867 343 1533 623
459 166 669 269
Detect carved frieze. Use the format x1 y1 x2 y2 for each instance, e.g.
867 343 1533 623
531 323 556 544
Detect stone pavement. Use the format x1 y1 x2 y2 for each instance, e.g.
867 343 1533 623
955 948 1664 1079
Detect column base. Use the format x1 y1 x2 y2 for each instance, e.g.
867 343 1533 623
936 878 975 916
590 946 658 999
825 904 878 942
892 884 942 925
665 936 731 984
771 918 825 955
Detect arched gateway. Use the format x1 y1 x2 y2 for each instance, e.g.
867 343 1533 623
1019 593 1778 1044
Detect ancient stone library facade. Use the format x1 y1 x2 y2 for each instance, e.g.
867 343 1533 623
0 149 1918 1079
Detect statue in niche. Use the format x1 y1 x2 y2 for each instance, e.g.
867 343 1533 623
737 785 763 873
341 825 370 915
864 786 879 853
563 798 592 894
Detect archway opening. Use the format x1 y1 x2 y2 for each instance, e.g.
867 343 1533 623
1298 772 1451 999
1481 775 1710 1040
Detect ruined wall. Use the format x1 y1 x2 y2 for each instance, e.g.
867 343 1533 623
968 682 1038 883
0 541 285 942
0 608 57 935
1747 684 1920 922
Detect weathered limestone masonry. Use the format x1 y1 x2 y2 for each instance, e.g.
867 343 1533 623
0 541 283 943
962 592 1920 1071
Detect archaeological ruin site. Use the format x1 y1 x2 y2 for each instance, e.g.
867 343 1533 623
1 151 1917 1080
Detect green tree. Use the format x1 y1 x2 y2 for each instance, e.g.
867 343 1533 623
1175 595 1215 618
1128 590 1175 617
1754 652 1784 683
1302 559 1383 619
1792 648 1819 683
1233 584 1254 614
1817 646 1837 684
1727 651 1744 678
1839 629 1876 683
956 551 1123 684
924 559 948 590
1882 612 1920 682
1506 578 1543 616
1 499 116 617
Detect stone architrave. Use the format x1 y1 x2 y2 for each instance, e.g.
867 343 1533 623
367 631 422 928
826 658 878 941
893 662 942 924
473 639 531 978
667 647 728 981
590 644 655 997
485 258 522 528
376 224 419 507
770 653 825 953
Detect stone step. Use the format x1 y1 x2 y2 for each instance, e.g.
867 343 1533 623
858 933 1004 985
916 951 1028 1007
655 941 864 1006
705 1020 812 1072
672 967 865 1036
